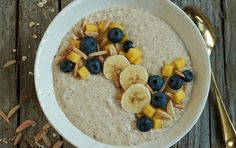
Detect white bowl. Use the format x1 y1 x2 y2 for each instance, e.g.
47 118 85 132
34 0 211 147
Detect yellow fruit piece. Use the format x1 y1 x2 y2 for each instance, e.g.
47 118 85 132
143 105 156 118
66 51 81 63
77 66 91 80
173 89 186 104
118 50 126 56
109 22 125 31
173 57 186 70
153 110 163 119
85 24 98 32
98 20 109 33
162 64 174 77
126 48 143 63
120 34 128 44
69 39 80 49
132 58 143 65
153 118 162 129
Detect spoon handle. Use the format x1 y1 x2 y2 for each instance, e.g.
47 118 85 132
211 72 236 148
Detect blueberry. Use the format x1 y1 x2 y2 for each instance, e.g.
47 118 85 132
147 75 164 91
80 36 97 54
86 58 102 74
123 40 133 52
151 92 168 108
182 70 193 82
107 28 123 43
168 75 183 90
136 116 153 132
60 60 75 73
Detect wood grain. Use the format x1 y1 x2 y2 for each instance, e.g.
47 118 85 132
18 0 60 147
224 0 236 129
0 0 18 147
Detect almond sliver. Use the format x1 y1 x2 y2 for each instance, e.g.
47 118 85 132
145 83 154 95
4 60 16 69
89 51 108 57
100 38 109 47
73 62 79 78
59 45 73 57
102 20 112 32
156 109 172 120
81 17 88 30
167 100 175 118
14 133 23 146
78 28 85 38
43 135 52 147
7 105 20 119
0 110 10 124
72 47 87 60
52 140 64 148
54 56 66 65
173 103 185 109
109 44 117 56
85 31 99 37
16 120 34 133
174 69 185 78
98 56 105 64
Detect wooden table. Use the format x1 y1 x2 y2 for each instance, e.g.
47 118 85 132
0 0 235 147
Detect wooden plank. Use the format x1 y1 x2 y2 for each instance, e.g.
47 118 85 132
0 0 18 147
18 0 61 147
223 0 236 130
59 0 74 146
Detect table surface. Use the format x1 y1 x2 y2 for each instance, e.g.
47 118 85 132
0 0 235 147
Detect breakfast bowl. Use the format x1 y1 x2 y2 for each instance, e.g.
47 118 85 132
34 0 211 147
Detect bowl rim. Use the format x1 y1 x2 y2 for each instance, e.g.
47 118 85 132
34 0 211 147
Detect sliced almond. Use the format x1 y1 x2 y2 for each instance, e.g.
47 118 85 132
96 34 105 43
81 17 88 30
7 105 20 119
34 130 47 143
16 120 34 133
59 45 73 57
156 109 172 120
97 44 100 51
42 135 52 147
174 69 185 78
100 38 109 47
0 110 10 124
173 103 185 109
78 28 85 38
167 100 175 118
89 50 108 57
114 43 121 52
159 77 170 92
14 133 23 146
72 47 87 60
42 122 51 131
112 72 120 88
52 140 64 148
3 60 16 69
109 44 117 56
145 83 154 95
164 87 177 94
85 31 99 37
98 55 105 64
73 62 79 78
54 56 65 65
102 20 112 32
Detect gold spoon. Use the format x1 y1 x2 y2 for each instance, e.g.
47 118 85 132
184 6 236 148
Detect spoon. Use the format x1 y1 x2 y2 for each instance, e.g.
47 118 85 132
184 6 236 148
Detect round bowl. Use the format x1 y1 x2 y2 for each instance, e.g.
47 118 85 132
34 0 211 147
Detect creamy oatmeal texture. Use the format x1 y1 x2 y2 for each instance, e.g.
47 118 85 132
53 7 193 145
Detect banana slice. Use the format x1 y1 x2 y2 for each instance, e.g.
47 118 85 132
121 83 151 113
119 65 148 90
103 55 130 80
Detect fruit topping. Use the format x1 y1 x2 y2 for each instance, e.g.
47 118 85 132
151 92 168 108
182 70 193 82
161 64 174 77
173 89 186 104
143 105 156 118
60 60 75 73
123 40 133 52
136 116 153 132
168 75 183 90
126 48 143 64
147 75 164 91
66 51 81 64
80 36 97 54
172 57 186 70
86 58 102 74
121 83 151 113
77 66 91 80
107 28 123 43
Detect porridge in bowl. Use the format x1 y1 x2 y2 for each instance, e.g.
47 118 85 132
52 7 194 146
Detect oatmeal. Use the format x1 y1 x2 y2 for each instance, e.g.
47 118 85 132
53 7 193 146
